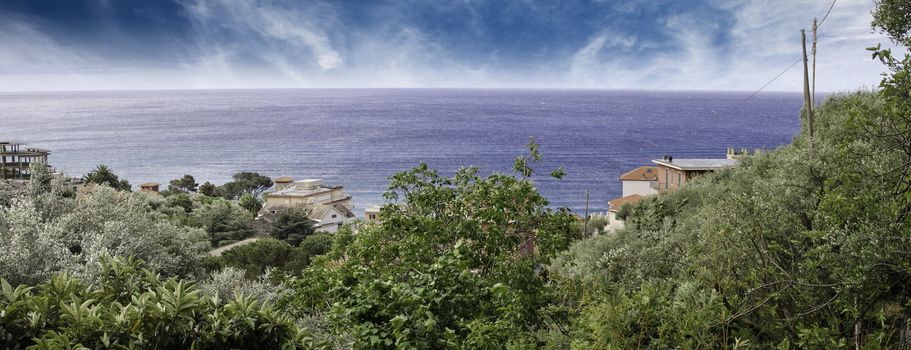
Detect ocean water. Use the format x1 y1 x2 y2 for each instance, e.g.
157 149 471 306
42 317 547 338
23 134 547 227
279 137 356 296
0 89 803 213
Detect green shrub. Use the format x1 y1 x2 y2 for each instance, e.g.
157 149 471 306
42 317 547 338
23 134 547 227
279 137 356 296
0 256 317 349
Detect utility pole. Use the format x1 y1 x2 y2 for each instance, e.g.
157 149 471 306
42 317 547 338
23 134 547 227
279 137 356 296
801 29 814 139
583 190 590 236
812 17 818 105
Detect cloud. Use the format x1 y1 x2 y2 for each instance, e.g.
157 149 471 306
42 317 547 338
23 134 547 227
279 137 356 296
0 15 88 74
561 0 891 92
0 0 899 92
182 0 342 72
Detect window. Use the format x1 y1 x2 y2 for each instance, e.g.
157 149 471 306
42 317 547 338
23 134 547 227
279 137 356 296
664 169 668 190
677 173 681 185
369 214 376 220
331 214 337 219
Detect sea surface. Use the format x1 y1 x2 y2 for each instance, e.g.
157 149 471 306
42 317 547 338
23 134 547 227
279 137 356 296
0 89 804 214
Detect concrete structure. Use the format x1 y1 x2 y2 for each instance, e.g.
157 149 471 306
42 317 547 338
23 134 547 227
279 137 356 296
139 182 160 193
260 177 357 233
1 142 50 180
619 166 659 197
727 147 761 160
365 205 381 222
264 178 353 208
652 156 738 194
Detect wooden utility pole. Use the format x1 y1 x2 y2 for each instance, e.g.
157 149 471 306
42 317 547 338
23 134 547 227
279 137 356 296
583 190 590 236
812 18 818 105
801 29 814 139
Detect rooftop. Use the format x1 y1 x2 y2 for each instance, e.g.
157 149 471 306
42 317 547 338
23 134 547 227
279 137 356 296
608 194 644 213
274 176 294 183
652 158 738 171
620 166 658 181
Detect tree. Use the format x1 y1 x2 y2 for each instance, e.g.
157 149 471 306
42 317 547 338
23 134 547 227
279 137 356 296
220 172 273 200
282 141 580 348
165 192 194 214
83 164 131 191
219 238 307 278
297 233 333 261
167 174 198 194
270 208 315 246
195 200 256 247
238 193 262 214
873 0 911 47
0 185 205 286
199 181 219 197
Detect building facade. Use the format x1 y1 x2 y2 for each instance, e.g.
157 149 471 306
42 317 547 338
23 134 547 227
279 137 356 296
1 142 50 180
264 178 352 208
619 166 659 197
260 177 357 233
651 156 738 194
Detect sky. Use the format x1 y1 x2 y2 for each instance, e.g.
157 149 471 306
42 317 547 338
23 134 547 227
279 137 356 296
0 0 897 92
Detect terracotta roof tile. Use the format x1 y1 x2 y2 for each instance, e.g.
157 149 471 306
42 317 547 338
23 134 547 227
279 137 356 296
620 166 658 181
607 194 644 213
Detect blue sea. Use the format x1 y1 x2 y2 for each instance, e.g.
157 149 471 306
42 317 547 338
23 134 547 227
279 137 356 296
0 89 803 213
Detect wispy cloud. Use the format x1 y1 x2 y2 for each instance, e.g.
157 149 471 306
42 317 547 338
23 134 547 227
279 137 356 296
0 0 898 92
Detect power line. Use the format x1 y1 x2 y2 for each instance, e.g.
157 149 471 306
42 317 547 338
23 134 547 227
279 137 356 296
816 0 838 29
730 0 837 111
736 58 801 106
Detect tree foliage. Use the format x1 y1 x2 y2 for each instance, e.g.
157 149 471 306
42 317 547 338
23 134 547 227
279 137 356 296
167 174 198 194
0 182 205 286
195 200 256 247
282 141 581 348
0 257 317 349
271 208 316 246
220 172 273 200
547 91 911 348
82 165 131 191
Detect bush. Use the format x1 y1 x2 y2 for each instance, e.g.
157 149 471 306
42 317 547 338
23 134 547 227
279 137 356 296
0 185 204 285
0 257 317 349
194 199 255 247
298 233 333 260
219 238 309 278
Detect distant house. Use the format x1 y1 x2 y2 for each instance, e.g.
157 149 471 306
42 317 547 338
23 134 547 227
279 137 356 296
264 178 353 208
260 177 356 233
139 182 160 193
651 156 738 194
604 150 743 231
619 166 659 197
260 202 357 233
364 205 381 222
606 194 643 230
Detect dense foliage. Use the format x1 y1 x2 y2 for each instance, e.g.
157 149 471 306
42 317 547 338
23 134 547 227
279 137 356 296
83 165 131 191
0 257 315 349
546 90 911 347
3 3 911 347
271 208 317 246
0 168 206 286
167 174 199 194
281 144 582 348
220 172 273 200
213 237 330 279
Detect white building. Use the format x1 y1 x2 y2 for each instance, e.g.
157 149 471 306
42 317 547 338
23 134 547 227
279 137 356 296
260 202 357 233
260 177 357 233
264 177 352 208
619 166 659 197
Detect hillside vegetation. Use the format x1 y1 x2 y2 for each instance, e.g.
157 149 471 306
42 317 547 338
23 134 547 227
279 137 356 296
3 1 911 348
